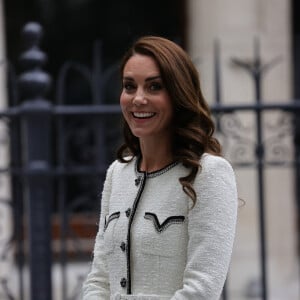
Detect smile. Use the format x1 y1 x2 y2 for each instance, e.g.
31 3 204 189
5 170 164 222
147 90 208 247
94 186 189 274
132 112 156 119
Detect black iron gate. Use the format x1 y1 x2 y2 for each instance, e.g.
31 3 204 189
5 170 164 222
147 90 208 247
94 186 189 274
0 22 299 300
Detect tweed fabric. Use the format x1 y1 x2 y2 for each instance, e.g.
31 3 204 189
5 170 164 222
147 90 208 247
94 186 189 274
82 154 238 300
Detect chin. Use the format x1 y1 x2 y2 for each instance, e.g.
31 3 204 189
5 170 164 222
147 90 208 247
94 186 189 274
131 130 151 139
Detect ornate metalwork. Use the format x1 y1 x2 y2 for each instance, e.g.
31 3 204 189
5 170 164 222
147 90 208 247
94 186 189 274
263 111 294 164
215 110 295 166
216 112 255 165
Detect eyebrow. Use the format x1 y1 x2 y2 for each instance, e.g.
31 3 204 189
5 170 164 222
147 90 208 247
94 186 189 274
122 75 162 82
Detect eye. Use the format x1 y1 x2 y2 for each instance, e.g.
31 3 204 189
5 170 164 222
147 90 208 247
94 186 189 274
123 81 136 92
149 82 163 91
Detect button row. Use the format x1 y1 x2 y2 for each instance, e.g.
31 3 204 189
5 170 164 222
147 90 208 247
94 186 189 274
119 208 131 290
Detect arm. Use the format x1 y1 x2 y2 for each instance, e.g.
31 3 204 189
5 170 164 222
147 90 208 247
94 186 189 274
82 161 116 300
171 155 238 300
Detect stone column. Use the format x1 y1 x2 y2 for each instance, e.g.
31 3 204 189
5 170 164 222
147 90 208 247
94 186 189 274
0 0 13 299
187 0 298 299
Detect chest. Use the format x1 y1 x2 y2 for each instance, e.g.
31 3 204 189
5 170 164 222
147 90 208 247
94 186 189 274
104 173 190 257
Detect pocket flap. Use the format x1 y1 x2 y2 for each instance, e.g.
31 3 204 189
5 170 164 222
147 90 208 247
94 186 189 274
144 212 185 233
104 211 120 231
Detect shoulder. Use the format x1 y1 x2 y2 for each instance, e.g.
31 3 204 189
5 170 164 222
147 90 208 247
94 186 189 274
105 156 136 178
200 153 235 175
192 153 238 211
194 153 237 192
102 158 136 196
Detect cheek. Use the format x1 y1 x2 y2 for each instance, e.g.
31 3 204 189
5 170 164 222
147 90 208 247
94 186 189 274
120 93 130 120
120 92 130 108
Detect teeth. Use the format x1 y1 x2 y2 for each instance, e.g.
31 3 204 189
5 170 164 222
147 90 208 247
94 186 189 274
133 112 155 118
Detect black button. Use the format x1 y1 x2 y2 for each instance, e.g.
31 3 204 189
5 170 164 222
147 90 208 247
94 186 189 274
120 277 127 288
120 242 126 252
125 208 131 218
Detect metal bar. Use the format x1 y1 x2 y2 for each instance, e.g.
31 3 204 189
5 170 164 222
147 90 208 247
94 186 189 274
211 102 300 112
91 41 107 171
214 39 228 300
214 39 222 106
19 22 53 300
214 39 222 135
55 61 92 105
253 38 268 300
54 105 121 115
2 102 300 118
13 177 25 300
295 114 300 280
92 40 103 105
57 113 68 300
21 109 53 300
0 165 107 175
9 115 25 300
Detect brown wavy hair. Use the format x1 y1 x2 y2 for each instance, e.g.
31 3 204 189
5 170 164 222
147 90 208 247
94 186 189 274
117 36 221 205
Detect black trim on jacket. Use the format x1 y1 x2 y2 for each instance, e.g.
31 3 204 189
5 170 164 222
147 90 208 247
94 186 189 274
144 213 185 233
126 173 146 294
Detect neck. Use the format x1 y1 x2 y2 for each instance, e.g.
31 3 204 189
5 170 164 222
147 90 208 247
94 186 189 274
139 136 173 172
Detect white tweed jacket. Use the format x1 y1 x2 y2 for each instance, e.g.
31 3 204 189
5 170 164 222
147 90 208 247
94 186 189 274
82 154 238 300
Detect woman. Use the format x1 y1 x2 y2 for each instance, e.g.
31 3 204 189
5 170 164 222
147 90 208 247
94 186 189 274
82 36 237 300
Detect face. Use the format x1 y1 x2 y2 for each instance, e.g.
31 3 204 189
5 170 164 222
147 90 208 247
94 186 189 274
120 54 173 141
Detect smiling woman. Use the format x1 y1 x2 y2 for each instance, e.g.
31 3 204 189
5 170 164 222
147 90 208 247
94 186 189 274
120 54 173 149
82 36 238 300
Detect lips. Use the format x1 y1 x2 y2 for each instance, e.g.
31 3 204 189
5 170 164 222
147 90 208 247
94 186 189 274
132 112 156 119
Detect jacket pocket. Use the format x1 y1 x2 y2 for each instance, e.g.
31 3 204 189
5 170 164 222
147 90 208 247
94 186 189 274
144 212 185 233
103 211 120 254
104 211 120 232
141 212 187 257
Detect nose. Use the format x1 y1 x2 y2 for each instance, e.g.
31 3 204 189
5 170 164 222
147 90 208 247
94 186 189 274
132 89 147 106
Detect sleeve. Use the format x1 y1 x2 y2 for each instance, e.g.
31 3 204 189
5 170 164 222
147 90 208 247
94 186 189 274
171 155 238 300
82 161 116 300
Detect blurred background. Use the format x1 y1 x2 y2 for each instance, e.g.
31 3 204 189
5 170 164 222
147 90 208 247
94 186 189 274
0 0 299 299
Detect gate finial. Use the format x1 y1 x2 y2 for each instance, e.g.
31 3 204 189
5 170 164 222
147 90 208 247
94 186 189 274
19 22 51 100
